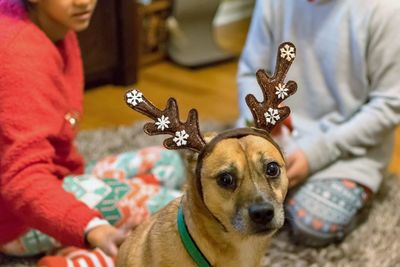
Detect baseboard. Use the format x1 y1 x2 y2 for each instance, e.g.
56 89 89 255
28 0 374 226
214 0 255 26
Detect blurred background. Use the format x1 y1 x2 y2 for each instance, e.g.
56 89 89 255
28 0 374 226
76 0 399 175
78 0 252 129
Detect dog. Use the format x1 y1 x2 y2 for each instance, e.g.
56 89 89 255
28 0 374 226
117 42 298 267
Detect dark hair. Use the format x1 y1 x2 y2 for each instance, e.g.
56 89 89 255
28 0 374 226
21 0 31 8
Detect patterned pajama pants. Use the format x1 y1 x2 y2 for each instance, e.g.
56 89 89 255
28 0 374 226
285 179 372 247
1 146 185 256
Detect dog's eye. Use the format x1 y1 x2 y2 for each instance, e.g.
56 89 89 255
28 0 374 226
217 172 236 189
264 162 280 178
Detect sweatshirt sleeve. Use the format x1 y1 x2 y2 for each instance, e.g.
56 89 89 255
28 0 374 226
296 3 400 173
0 40 100 247
237 0 274 123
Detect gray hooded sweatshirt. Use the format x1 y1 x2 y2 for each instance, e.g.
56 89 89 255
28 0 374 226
237 0 400 192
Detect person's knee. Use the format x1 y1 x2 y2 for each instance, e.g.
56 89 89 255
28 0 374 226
285 179 370 248
285 194 349 248
152 149 185 188
161 149 183 164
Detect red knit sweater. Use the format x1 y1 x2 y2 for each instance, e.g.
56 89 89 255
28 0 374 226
0 1 100 247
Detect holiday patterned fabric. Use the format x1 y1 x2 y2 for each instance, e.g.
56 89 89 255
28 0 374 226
286 179 371 247
0 146 184 256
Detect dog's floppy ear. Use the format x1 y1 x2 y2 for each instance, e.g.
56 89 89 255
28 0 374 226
245 42 297 133
184 132 217 174
125 89 206 153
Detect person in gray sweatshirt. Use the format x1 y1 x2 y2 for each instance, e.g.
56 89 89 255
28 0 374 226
237 0 400 247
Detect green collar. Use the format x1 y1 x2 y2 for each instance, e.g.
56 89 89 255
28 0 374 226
177 204 212 267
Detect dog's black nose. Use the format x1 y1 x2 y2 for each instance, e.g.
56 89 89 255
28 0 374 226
248 203 275 225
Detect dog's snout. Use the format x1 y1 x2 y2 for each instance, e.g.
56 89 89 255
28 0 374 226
248 203 274 225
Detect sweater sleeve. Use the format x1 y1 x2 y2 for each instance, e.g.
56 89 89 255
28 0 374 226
0 38 100 247
296 3 400 173
237 0 274 123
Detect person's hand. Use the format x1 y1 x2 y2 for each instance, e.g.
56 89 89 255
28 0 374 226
286 149 310 188
86 223 132 257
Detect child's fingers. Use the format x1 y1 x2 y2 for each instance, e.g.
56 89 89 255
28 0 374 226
114 230 127 246
286 161 298 180
288 176 301 188
285 154 296 168
120 217 137 234
287 161 304 188
99 241 118 257
95 231 124 257
107 244 118 257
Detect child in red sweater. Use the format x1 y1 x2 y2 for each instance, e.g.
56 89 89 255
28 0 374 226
0 1 184 266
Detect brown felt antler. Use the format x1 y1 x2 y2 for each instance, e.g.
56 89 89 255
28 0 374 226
246 42 298 132
125 89 206 153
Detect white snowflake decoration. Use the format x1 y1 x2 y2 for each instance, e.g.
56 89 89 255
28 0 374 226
126 89 144 106
275 83 289 99
264 108 280 125
155 115 170 131
173 130 189 146
280 44 295 61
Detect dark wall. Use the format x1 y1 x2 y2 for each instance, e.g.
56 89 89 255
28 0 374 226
77 0 140 88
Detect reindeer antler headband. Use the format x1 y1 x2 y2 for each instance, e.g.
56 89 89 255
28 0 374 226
125 42 297 154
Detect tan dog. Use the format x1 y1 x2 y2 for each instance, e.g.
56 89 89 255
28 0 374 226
117 42 298 267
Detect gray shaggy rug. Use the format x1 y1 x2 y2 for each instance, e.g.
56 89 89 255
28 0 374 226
1 122 400 267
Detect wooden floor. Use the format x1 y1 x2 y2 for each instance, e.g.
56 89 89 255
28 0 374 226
82 60 240 129
81 19 400 175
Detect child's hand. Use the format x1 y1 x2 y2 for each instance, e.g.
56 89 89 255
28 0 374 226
286 149 310 188
86 223 132 257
